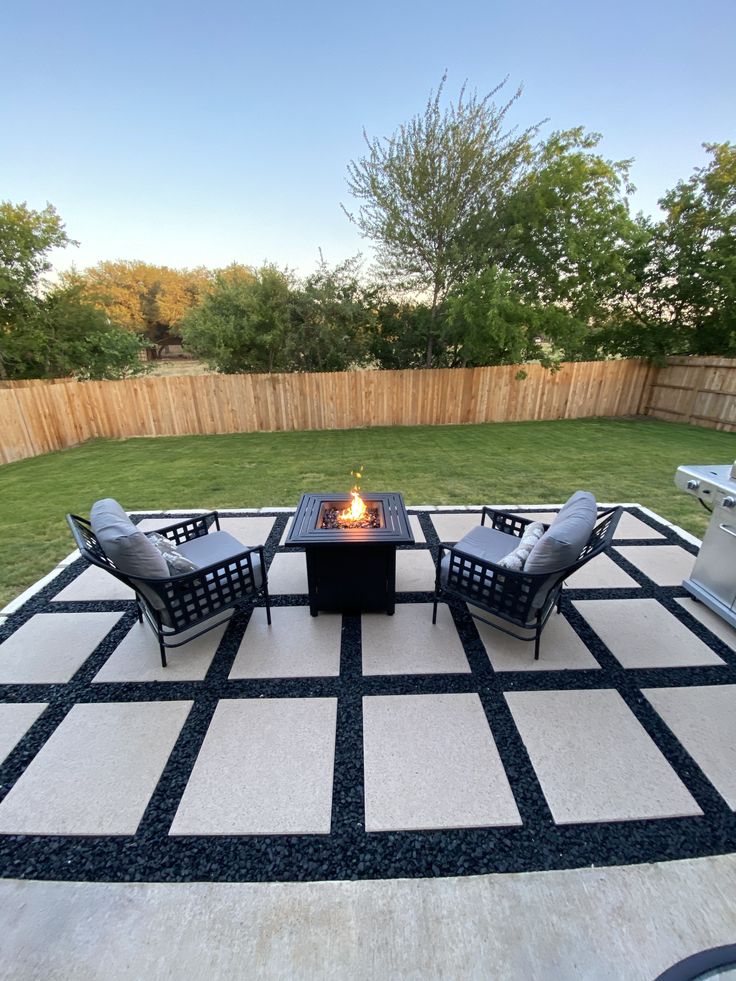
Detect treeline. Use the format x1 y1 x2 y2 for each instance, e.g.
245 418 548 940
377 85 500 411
1 78 734 381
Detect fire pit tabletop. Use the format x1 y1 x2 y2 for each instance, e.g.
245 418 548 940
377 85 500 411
286 492 414 546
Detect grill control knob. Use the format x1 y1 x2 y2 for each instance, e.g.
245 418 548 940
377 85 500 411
686 480 700 491
722 496 736 509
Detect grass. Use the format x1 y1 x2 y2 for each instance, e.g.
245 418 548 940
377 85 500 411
1 416 732 609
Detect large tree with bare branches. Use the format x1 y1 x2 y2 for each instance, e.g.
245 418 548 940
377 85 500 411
344 75 537 366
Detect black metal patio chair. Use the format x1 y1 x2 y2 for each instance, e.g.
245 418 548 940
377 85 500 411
67 504 270 667
433 500 623 660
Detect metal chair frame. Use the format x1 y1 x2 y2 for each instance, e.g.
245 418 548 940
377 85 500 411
66 510 270 667
433 505 623 659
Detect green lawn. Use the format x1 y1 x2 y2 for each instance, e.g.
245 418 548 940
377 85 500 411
1 417 731 609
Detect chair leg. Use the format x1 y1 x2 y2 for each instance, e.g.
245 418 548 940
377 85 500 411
159 638 167 668
432 595 438 624
136 602 143 624
264 586 272 626
534 612 542 660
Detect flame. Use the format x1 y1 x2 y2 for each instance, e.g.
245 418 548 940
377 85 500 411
338 488 367 525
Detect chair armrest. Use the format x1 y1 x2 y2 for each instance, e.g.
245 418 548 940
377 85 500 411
143 544 266 634
165 543 264 584
481 507 545 539
142 511 220 545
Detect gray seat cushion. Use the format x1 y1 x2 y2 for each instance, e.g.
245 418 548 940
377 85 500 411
90 499 168 579
524 491 597 575
440 524 518 585
178 531 263 589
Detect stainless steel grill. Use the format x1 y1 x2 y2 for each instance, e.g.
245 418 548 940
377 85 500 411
675 462 736 629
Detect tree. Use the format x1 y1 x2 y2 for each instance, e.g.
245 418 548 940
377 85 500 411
596 143 736 360
0 201 74 378
344 75 537 366
654 143 735 356
73 260 213 357
490 129 639 346
41 287 151 379
180 264 295 373
290 257 376 371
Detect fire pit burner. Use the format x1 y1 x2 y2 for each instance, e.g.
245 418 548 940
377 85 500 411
286 492 413 615
319 502 383 530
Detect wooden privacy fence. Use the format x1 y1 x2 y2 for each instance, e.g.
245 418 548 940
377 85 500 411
645 356 736 432
0 359 654 465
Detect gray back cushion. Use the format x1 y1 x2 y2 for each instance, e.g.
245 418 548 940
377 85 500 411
90 499 168 579
524 491 597 575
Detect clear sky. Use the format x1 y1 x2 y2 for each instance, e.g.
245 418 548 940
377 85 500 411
2 0 734 278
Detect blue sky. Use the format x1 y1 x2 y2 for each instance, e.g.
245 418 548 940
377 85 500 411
2 0 734 278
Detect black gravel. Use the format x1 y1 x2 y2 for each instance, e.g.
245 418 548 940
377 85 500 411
1 507 735 883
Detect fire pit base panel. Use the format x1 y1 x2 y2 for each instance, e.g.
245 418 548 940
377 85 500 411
286 492 414 616
305 545 397 615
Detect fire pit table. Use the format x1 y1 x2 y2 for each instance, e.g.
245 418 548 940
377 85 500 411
286 492 414 615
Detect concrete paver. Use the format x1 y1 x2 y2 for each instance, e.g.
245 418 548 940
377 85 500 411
0 611 123 683
170 697 337 835
52 565 134 602
506 689 702 824
0 703 47 764
676 597 736 651
93 620 228 682
471 607 601 671
363 693 521 831
216 516 275 545
362 603 470 675
0 701 192 835
230 607 341 678
616 544 696 586
574 598 726 669
266 552 309 594
644 685 736 809
395 549 437 592
565 553 640 588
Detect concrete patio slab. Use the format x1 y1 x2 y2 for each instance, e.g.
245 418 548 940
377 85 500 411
0 701 192 835
565 553 640 588
230 607 341 678
676 597 736 651
170 698 337 835
470 607 601 671
395 548 437 592
362 693 521 831
0 612 123 683
3 855 736 981
266 552 309 594
506 689 702 824
615 544 695 586
52 565 134 602
644 685 736 810
574 598 726 669
2 503 734 920
361 603 470 675
93 620 229 682
0 703 47 764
